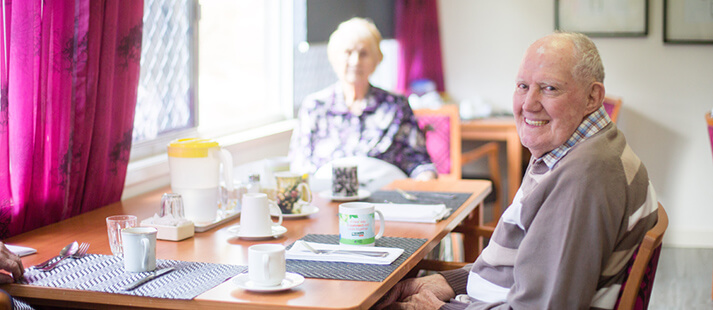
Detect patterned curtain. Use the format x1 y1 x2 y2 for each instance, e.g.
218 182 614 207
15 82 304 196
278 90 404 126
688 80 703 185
0 0 144 238
395 0 445 95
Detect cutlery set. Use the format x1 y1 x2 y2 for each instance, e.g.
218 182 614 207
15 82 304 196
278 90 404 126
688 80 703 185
298 240 389 258
34 241 90 272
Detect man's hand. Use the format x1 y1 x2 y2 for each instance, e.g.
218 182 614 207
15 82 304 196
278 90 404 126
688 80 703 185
0 242 24 284
373 274 455 310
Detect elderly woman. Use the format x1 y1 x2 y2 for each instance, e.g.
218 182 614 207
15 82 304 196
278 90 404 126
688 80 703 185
290 17 437 180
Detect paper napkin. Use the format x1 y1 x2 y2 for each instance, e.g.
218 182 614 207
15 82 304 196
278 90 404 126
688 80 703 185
286 241 403 265
373 203 450 223
6 244 37 257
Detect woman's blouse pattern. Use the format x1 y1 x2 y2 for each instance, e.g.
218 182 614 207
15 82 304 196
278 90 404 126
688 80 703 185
289 83 435 177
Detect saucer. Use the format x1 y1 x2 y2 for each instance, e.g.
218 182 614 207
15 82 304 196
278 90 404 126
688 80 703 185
271 205 319 219
227 225 287 240
318 189 371 202
232 272 304 292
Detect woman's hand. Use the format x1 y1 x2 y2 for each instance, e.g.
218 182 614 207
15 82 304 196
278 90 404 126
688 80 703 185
0 242 24 284
373 274 455 310
413 170 437 181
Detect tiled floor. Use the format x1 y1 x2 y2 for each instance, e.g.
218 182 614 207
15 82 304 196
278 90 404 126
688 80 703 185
649 247 713 309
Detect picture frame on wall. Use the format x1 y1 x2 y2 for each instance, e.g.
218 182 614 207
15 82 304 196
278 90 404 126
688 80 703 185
664 0 713 44
555 0 648 37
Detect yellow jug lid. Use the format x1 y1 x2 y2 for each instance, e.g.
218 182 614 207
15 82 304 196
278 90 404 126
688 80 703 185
167 138 219 158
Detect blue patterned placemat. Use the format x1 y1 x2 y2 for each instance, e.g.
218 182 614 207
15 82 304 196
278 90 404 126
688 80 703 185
365 191 472 214
286 234 426 282
21 254 245 299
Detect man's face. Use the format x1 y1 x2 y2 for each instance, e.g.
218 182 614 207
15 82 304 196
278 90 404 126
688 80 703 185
331 38 379 86
512 38 597 158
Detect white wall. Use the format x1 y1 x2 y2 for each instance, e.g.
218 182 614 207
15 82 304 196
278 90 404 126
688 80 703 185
439 0 713 248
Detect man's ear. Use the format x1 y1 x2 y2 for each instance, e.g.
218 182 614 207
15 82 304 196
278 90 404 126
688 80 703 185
586 82 605 114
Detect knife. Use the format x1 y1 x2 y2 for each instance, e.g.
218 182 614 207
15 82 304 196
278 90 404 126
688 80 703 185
122 267 176 291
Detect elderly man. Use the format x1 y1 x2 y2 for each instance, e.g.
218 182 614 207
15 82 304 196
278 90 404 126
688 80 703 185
375 32 659 310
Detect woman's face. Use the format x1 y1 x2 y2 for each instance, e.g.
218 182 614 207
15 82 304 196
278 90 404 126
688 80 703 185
331 38 379 86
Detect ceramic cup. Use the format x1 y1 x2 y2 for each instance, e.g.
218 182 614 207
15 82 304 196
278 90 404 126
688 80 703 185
121 226 158 272
332 163 359 197
274 172 312 215
106 215 138 256
240 193 283 237
338 202 385 246
248 244 286 287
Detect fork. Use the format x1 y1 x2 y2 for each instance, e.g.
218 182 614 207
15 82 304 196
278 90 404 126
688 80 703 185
39 242 89 272
72 242 90 259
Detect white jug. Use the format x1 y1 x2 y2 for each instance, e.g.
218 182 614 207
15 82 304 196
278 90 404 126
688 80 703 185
167 138 234 224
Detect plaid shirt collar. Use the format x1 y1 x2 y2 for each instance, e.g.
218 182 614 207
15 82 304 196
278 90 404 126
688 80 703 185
535 106 611 169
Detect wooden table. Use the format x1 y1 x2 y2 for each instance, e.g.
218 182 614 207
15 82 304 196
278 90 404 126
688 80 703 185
461 117 524 205
2 179 491 310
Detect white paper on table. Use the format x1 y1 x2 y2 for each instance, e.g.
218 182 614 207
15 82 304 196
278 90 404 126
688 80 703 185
373 203 450 223
6 244 37 257
286 241 403 265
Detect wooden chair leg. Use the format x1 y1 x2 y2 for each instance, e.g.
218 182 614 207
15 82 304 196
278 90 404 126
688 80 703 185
453 201 484 262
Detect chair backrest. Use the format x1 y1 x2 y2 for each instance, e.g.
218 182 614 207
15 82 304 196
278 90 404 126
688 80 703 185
413 104 462 179
706 112 713 161
603 96 623 123
616 203 668 310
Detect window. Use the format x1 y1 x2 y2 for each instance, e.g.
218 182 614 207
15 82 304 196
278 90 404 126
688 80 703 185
131 0 292 160
125 0 399 198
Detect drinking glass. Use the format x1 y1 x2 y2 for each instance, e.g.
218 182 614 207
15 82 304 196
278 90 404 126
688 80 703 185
106 215 138 256
160 193 185 219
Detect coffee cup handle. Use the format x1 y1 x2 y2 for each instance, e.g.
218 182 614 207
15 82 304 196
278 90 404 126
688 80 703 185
263 254 270 282
141 237 150 271
374 210 385 240
298 183 312 203
269 200 283 227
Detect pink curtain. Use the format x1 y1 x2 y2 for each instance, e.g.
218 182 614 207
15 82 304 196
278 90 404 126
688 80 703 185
0 0 144 238
395 0 445 95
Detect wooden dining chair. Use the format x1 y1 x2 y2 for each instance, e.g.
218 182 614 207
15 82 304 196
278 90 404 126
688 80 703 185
0 290 11 310
603 96 623 123
615 203 668 310
414 104 502 264
413 104 501 209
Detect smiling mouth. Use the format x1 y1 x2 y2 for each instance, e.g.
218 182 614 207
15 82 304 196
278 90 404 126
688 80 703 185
525 118 549 126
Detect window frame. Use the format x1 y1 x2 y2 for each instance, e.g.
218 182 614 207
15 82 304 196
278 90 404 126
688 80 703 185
124 0 296 199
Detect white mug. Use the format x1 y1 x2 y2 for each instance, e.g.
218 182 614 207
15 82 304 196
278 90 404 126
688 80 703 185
121 227 158 272
248 244 286 287
338 202 385 246
240 193 283 236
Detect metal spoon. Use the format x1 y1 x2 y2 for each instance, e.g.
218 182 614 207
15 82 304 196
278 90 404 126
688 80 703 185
38 242 79 271
34 241 78 269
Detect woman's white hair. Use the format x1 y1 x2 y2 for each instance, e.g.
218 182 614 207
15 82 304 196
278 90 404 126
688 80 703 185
326 17 383 67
